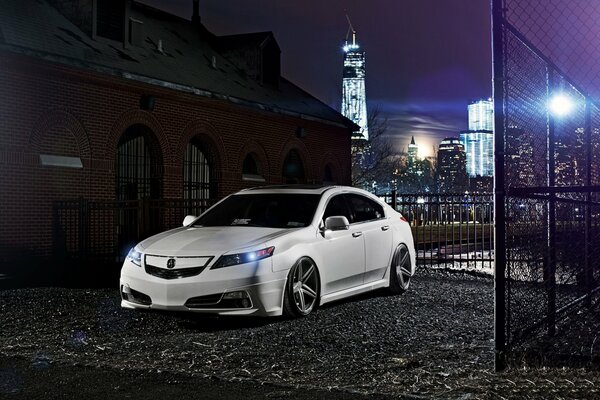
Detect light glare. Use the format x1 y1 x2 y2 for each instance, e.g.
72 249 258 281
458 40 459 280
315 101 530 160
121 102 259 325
549 94 573 117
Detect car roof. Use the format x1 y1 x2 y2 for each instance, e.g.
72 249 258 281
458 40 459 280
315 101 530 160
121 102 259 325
238 185 339 195
236 185 386 201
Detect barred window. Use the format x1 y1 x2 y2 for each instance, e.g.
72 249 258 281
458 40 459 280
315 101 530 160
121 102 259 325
116 124 161 201
183 138 213 201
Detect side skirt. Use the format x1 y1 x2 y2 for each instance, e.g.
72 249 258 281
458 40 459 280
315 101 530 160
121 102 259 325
319 279 388 306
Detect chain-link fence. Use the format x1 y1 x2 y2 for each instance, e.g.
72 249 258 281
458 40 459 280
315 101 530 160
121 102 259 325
493 0 600 369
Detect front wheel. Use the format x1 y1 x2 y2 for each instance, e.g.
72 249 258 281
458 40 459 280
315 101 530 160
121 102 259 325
388 244 412 294
282 257 320 318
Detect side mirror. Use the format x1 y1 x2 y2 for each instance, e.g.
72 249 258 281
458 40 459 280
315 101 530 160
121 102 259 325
324 216 350 231
183 215 197 227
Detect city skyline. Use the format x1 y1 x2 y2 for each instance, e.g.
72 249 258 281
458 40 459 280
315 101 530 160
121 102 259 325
140 0 492 157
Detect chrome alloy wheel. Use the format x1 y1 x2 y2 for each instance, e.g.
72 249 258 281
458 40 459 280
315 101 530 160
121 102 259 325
283 257 320 317
389 244 412 294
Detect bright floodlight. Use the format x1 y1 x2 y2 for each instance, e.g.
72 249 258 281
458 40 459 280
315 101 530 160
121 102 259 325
549 94 573 117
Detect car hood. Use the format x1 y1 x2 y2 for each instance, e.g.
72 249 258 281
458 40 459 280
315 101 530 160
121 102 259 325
139 226 296 256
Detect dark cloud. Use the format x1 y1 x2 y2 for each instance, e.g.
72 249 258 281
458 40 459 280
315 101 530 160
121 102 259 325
374 100 467 157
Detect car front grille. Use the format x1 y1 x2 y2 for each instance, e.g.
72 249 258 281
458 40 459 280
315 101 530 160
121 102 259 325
144 255 213 280
145 264 206 280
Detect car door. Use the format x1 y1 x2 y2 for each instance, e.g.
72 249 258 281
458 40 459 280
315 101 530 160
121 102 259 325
345 194 393 283
314 194 366 295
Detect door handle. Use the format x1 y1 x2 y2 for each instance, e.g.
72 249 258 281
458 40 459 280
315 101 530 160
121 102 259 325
352 232 363 238
381 225 390 231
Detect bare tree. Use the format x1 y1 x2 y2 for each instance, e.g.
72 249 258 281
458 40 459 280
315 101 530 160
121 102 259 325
351 107 396 190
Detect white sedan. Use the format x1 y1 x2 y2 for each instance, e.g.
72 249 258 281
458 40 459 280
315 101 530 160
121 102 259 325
120 185 416 317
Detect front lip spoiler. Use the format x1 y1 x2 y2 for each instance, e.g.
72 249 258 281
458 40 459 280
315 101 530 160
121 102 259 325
121 299 259 315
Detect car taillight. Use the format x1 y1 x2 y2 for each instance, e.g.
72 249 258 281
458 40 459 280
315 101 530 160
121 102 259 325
400 216 408 223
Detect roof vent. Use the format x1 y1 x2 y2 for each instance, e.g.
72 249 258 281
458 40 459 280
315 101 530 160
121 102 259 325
157 39 164 53
211 55 217 69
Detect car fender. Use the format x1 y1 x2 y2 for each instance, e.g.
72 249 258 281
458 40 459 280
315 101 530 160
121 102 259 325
270 227 316 273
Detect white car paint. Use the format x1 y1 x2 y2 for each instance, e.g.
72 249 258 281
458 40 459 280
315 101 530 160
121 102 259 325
119 185 416 317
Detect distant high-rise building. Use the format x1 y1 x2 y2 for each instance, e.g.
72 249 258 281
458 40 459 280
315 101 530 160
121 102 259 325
468 98 494 131
437 138 468 193
342 31 368 140
408 136 418 165
461 98 494 177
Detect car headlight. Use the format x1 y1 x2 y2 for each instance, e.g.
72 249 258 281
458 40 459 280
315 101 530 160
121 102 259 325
212 246 275 269
127 247 142 266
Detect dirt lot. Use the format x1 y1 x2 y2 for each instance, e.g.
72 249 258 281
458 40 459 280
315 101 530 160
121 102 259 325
1 270 600 399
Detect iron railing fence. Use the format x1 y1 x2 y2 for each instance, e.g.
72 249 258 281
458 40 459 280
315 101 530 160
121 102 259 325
378 192 494 272
53 198 215 264
55 194 495 271
493 0 600 369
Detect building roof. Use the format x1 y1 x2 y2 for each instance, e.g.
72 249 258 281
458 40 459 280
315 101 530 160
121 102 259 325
216 31 276 51
0 0 357 130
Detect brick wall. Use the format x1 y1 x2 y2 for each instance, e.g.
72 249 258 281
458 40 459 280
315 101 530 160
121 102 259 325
0 53 351 261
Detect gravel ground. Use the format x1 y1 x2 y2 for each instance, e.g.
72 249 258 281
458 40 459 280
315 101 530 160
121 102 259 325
1 270 600 399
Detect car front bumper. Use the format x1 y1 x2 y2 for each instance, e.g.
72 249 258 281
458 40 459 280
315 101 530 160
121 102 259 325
119 258 287 317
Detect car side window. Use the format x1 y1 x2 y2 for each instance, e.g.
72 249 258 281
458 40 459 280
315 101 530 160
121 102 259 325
322 195 352 222
345 194 385 223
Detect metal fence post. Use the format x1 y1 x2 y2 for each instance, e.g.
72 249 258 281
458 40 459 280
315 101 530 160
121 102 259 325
78 197 89 260
584 98 592 307
391 189 397 211
492 0 507 371
52 202 63 260
546 67 556 337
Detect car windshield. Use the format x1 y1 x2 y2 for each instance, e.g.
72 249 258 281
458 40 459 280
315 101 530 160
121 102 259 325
193 193 320 228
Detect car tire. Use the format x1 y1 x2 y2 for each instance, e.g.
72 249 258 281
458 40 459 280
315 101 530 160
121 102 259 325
282 257 320 318
388 243 412 295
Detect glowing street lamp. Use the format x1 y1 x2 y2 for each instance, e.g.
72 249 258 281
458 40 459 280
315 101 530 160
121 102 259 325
549 94 574 117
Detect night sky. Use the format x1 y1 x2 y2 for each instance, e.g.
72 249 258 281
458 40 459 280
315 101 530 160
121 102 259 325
141 0 492 157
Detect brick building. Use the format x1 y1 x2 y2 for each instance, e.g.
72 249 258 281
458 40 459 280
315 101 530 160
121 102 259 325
0 0 356 276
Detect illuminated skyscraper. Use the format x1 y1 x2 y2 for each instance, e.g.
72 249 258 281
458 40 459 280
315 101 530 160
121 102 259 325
437 138 468 193
408 135 418 165
460 99 494 177
342 31 368 140
468 98 494 131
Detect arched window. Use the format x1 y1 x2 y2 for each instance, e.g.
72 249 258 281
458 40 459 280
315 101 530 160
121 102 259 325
115 124 162 257
116 124 161 200
323 164 335 184
183 138 214 201
242 153 265 182
282 149 305 184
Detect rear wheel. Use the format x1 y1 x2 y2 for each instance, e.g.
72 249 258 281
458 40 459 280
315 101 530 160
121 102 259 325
282 257 320 317
388 244 412 294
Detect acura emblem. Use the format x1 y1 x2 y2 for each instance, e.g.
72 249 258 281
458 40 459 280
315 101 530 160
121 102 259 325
167 258 176 269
